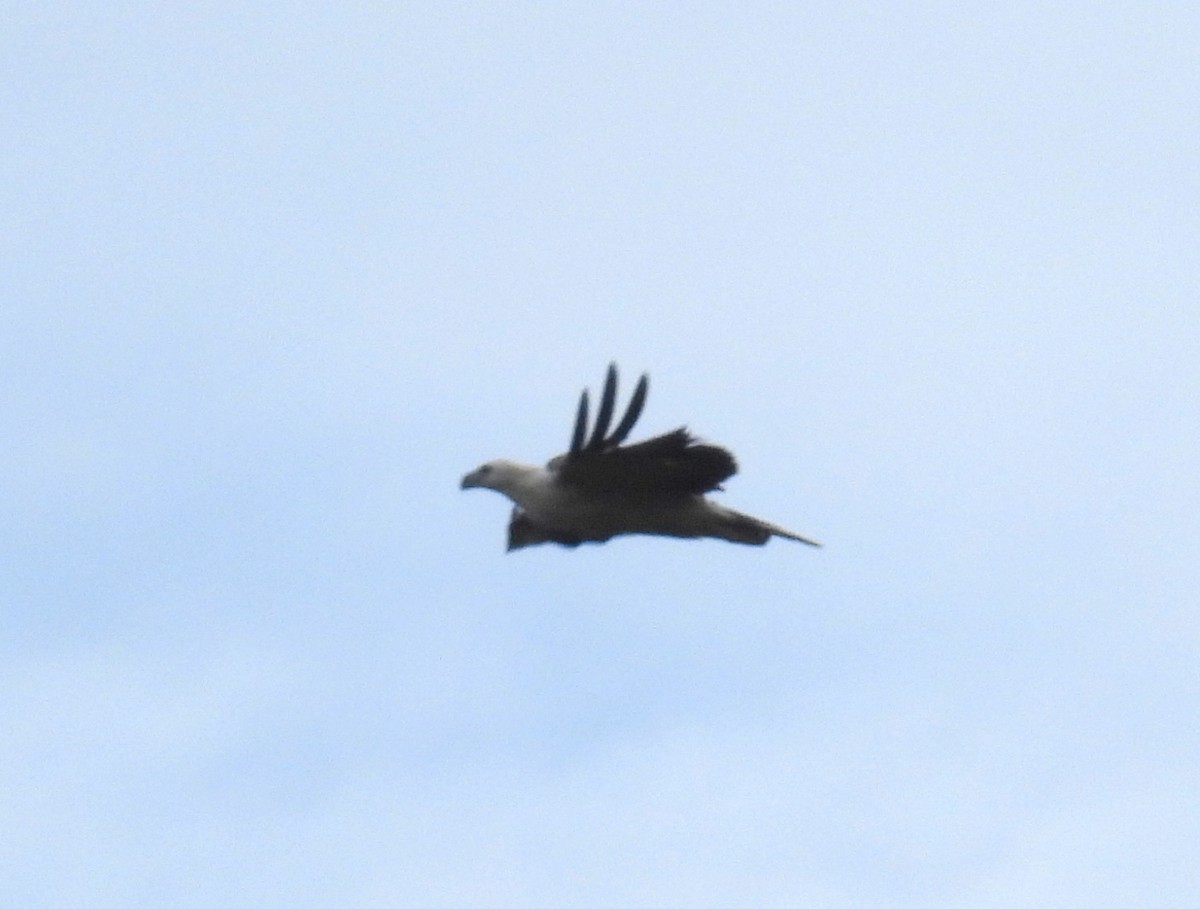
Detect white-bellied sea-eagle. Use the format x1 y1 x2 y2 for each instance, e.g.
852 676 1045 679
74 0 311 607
461 364 821 551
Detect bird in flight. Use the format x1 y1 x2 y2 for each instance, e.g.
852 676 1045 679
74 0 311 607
461 364 821 551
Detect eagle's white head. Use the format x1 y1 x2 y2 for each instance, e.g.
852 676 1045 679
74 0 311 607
460 459 537 497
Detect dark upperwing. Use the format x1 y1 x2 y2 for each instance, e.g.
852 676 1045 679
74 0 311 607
551 364 737 496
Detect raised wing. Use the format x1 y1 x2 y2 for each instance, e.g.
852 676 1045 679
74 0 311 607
554 364 736 496
569 363 648 456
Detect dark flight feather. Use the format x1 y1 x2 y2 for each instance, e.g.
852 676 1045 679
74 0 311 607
569 389 589 454
607 373 648 447
586 364 619 451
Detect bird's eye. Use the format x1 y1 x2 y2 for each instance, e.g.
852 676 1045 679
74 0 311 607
479 465 492 475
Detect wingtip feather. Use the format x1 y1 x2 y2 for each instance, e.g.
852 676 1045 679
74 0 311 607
570 389 589 453
587 364 618 451
608 373 648 447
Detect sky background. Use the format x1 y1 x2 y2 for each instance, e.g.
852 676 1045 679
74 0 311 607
3 3 1198 906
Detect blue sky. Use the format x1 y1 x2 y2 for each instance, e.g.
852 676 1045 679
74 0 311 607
3 3 1198 906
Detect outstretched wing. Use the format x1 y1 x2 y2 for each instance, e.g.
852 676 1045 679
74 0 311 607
551 364 737 496
507 507 584 551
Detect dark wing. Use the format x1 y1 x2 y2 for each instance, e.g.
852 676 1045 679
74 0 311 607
507 508 584 551
569 363 648 455
553 364 737 496
560 428 737 495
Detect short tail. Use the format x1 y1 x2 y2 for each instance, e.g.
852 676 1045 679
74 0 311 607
713 505 821 547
